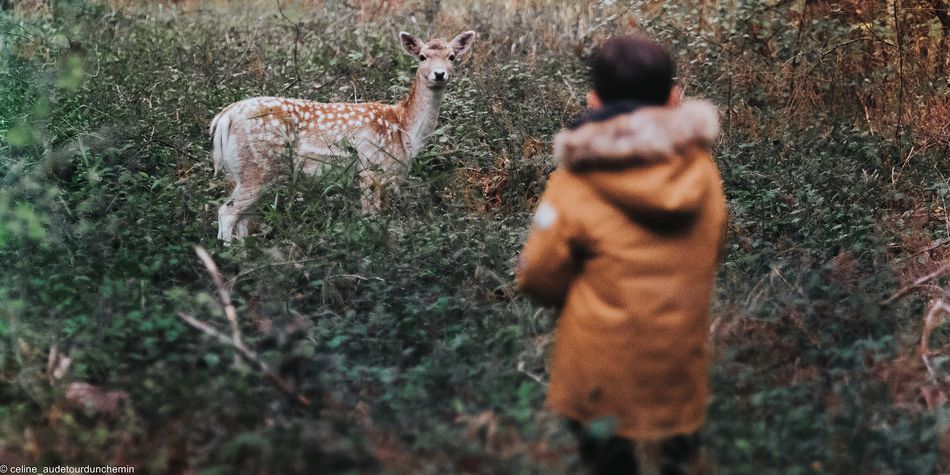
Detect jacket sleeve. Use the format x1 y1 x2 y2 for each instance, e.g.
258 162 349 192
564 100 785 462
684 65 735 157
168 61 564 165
516 175 585 307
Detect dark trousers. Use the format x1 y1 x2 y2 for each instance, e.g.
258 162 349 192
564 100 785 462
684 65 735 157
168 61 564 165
566 419 702 475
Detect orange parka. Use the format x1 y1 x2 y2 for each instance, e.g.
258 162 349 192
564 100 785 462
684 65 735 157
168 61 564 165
517 100 727 440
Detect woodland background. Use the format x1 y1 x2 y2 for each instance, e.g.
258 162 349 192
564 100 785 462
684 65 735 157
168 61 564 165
1 0 950 473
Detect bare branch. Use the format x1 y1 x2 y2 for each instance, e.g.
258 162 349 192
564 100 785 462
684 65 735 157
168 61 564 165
884 262 950 304
187 246 311 407
178 312 311 407
893 238 950 264
194 245 242 349
226 257 323 286
517 360 547 387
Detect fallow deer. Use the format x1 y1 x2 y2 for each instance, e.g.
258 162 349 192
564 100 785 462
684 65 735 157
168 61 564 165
210 30 476 241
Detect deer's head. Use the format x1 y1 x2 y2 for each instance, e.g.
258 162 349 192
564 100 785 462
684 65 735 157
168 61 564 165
399 31 476 89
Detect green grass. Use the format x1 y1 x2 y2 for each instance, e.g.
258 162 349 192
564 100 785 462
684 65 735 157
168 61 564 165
1 1 949 473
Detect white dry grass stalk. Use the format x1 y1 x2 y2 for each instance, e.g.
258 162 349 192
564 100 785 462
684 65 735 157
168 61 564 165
883 259 950 383
920 297 950 382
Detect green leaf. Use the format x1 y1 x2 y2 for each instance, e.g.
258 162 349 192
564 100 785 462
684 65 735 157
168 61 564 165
327 335 347 349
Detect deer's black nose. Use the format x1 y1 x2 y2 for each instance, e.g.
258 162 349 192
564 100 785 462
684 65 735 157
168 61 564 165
434 71 446 81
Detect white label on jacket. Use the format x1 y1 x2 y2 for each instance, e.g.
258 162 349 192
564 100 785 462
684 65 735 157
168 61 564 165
533 202 558 230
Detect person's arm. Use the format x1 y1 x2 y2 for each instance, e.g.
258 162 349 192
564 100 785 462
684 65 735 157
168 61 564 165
516 175 585 307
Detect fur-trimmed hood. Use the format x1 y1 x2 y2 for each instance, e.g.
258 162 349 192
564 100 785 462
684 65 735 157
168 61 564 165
554 100 720 168
552 100 721 218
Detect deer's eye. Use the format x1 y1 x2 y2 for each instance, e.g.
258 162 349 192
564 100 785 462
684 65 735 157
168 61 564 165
418 54 427 61
448 54 456 61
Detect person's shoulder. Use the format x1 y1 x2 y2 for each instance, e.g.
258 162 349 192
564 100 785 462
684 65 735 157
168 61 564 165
544 169 600 202
538 171 612 232
685 145 723 181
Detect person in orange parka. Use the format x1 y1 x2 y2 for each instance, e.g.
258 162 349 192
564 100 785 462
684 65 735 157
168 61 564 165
516 35 727 474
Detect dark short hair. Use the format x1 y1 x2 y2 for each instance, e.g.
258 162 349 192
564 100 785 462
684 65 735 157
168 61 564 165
590 34 675 105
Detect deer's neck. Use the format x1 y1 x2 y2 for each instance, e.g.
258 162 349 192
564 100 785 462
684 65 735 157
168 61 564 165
397 78 445 157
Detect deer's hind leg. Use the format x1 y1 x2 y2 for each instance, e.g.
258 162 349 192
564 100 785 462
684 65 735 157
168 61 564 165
218 183 262 242
218 150 265 242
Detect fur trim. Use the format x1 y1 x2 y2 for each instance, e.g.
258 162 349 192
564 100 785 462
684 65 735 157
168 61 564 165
554 100 720 168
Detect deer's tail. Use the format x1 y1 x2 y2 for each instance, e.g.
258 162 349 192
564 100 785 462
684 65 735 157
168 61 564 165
210 109 231 177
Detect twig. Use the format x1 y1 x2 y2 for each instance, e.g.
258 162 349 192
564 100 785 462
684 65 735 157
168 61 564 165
226 257 323 286
178 312 311 407
187 247 312 406
893 237 950 264
152 137 201 162
194 246 241 349
326 273 385 282
785 2 807 109
893 0 906 155
580 14 619 41
884 262 950 304
1 72 30 86
783 37 870 67
517 360 547 386
275 0 303 88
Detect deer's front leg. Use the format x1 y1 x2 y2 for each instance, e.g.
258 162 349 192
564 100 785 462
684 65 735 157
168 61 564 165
358 169 383 215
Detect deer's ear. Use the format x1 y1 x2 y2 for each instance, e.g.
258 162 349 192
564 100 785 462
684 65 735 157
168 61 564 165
399 32 423 56
450 30 476 57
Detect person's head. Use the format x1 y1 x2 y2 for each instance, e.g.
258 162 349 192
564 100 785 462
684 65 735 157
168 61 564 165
587 34 678 109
